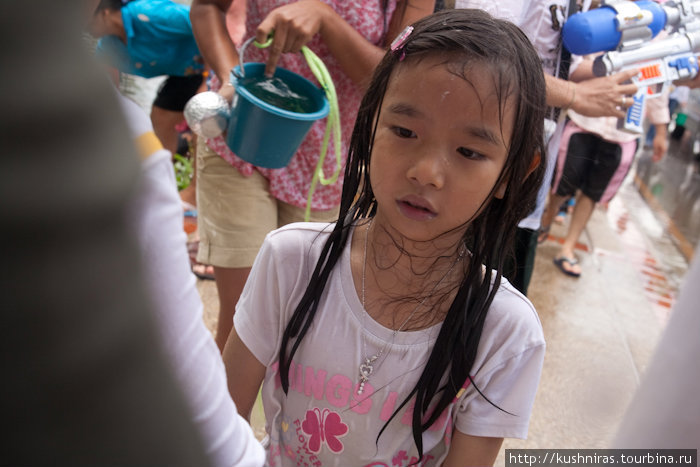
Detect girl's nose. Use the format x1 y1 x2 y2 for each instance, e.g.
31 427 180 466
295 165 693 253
406 150 446 189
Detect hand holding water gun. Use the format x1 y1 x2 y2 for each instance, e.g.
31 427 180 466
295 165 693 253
563 0 700 133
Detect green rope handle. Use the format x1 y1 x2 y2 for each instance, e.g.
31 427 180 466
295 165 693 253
252 38 342 221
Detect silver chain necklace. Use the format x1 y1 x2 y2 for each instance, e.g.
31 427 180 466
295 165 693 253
357 219 463 395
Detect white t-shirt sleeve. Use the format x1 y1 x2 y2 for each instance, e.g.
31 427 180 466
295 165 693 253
234 225 318 367
235 223 332 369
453 283 546 440
234 234 285 366
455 344 545 439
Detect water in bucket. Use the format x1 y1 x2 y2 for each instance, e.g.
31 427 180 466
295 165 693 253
237 75 317 114
227 63 329 169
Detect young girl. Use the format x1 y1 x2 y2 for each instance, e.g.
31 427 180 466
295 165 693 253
224 9 547 466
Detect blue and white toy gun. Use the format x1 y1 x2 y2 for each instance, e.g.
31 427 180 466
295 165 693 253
562 0 700 133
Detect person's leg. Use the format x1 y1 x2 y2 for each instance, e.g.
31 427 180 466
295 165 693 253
554 136 625 276
212 266 251 351
554 193 595 276
195 140 278 352
150 105 184 154
539 123 586 243
645 124 656 148
152 75 205 155
554 196 572 224
540 193 568 240
208 199 339 351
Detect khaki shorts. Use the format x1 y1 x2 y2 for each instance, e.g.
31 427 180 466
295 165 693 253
195 139 339 268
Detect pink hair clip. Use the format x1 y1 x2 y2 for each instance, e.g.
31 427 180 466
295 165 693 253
390 25 413 61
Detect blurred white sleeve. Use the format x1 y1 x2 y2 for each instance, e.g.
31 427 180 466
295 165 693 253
118 93 265 467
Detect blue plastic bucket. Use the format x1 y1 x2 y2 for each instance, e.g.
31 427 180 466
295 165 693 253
226 63 329 169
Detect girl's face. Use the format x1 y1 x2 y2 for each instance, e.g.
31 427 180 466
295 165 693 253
369 56 515 245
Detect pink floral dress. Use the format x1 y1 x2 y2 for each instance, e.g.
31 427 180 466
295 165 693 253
206 0 398 211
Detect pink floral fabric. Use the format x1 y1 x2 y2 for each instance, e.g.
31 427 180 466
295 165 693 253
207 0 398 210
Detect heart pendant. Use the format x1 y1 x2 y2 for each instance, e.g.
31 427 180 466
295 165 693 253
359 362 373 380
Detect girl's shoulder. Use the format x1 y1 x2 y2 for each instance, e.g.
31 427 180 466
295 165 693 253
263 221 337 255
266 221 335 241
461 275 545 381
483 275 545 348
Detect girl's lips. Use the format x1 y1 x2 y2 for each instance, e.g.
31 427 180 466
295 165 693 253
396 196 437 221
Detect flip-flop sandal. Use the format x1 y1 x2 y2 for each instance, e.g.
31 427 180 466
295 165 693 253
537 225 551 244
187 240 215 280
192 262 215 280
553 255 581 278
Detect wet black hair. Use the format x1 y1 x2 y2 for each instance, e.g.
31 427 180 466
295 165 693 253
278 8 546 462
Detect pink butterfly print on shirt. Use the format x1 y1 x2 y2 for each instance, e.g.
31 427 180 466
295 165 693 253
301 408 349 454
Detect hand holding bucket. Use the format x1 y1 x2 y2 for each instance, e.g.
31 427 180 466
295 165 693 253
226 35 331 169
184 35 342 220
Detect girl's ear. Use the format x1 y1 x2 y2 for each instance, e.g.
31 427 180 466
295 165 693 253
525 150 541 179
495 150 540 199
494 179 508 199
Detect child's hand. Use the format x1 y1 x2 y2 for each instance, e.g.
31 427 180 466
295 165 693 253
256 0 332 77
218 81 236 103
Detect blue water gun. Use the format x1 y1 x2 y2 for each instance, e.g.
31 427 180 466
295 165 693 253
562 0 700 133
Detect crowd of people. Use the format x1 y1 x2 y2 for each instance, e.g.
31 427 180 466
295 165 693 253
3 0 699 465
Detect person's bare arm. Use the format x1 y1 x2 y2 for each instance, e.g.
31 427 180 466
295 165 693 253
545 69 640 119
652 123 668 162
386 0 436 45
191 0 239 99
441 430 503 467
191 0 434 94
254 0 434 85
222 326 266 421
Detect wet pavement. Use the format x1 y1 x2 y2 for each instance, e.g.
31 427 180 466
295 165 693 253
501 165 688 458
191 132 696 460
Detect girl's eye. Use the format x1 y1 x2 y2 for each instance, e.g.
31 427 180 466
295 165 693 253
391 126 416 139
457 147 486 160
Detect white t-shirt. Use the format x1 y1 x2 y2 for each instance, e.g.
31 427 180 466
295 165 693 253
234 222 546 466
455 0 585 76
118 93 265 467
